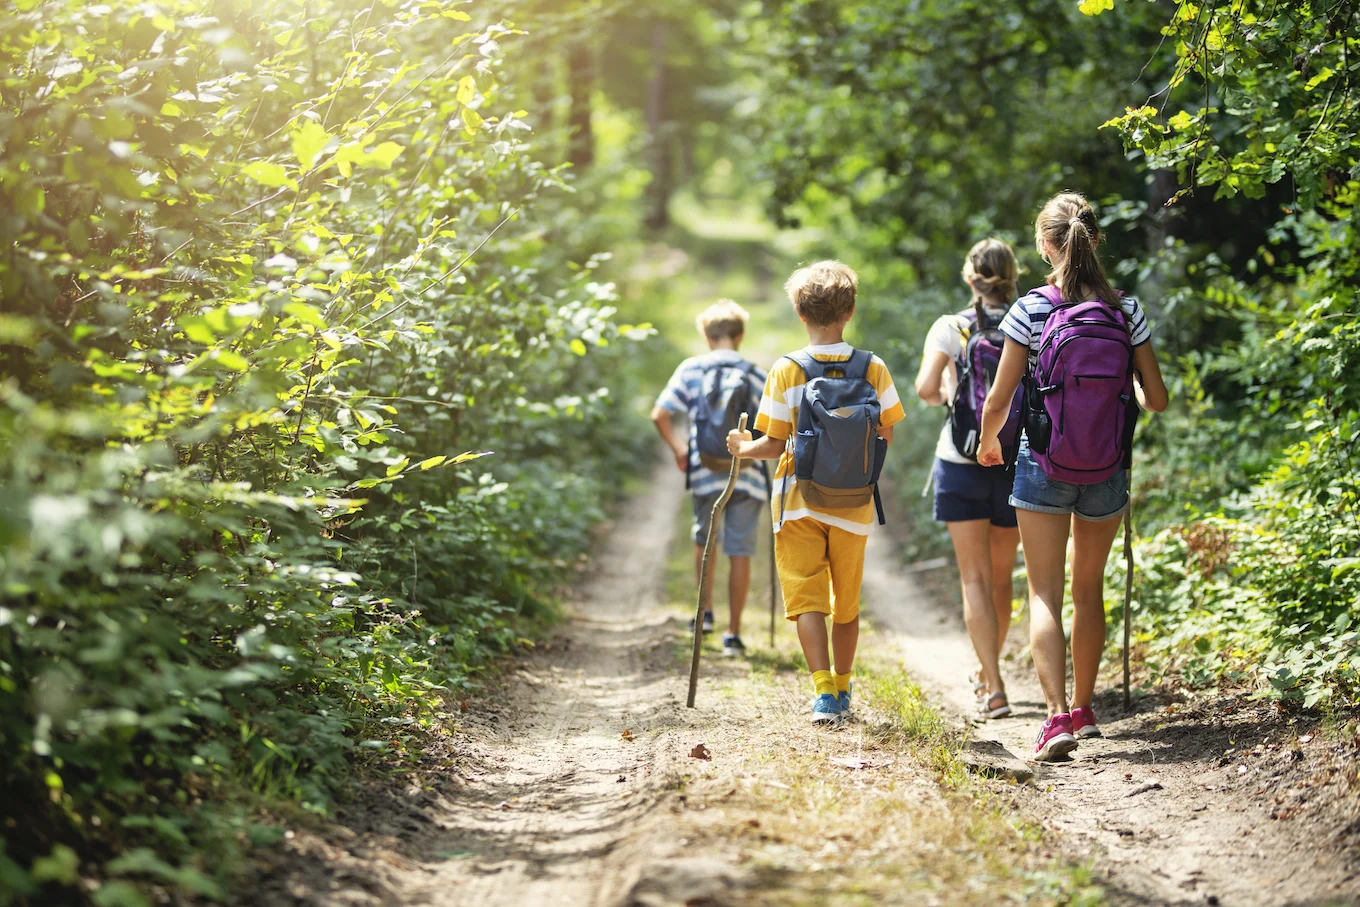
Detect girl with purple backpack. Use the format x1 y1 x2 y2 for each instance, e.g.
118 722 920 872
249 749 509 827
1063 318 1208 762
914 239 1024 721
977 192 1168 762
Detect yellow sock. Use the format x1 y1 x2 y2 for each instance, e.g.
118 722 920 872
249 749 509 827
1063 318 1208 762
812 670 837 697
834 672 852 693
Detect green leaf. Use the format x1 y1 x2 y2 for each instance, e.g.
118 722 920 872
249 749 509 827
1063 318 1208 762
460 107 484 133
290 120 332 171
31 845 79 885
418 456 446 470
385 457 411 477
212 349 249 371
241 161 298 191
456 76 476 105
1078 0 1113 14
570 338 587 356
92 882 150 907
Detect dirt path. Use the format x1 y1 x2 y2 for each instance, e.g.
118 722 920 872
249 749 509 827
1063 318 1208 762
250 465 1359 907
253 461 697 906
861 515 1360 906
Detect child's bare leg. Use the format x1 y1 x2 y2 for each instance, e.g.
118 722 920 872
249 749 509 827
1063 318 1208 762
1017 510 1072 716
1070 514 1122 709
990 525 1021 656
727 555 750 636
795 612 831 672
831 616 859 676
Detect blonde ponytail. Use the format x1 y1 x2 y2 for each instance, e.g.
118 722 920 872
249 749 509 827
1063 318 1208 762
1035 192 1120 306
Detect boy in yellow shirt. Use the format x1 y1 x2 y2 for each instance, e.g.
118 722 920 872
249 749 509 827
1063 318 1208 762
727 261 906 723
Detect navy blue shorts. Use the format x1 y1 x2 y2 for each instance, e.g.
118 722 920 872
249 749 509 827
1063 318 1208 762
932 459 1018 528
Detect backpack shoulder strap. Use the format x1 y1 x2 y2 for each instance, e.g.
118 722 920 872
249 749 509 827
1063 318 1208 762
1031 284 1063 306
785 350 824 380
843 348 874 381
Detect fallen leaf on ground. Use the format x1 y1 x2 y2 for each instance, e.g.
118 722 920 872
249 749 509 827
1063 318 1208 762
620 729 634 741
690 743 712 761
835 756 893 771
1125 781 1163 798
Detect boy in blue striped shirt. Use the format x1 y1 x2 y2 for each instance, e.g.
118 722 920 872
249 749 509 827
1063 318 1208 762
651 300 768 656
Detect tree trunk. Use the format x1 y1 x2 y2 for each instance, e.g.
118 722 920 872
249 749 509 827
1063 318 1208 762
567 43 594 171
644 19 670 231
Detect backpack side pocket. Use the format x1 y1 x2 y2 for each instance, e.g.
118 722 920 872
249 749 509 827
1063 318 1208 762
794 429 818 481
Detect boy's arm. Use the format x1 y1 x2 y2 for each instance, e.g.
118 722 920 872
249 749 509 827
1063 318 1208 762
649 404 689 473
726 431 784 460
875 360 906 443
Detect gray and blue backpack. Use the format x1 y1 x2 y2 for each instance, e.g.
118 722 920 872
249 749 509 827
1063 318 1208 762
690 358 760 481
784 349 887 525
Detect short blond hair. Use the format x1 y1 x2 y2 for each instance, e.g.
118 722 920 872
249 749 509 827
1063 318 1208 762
696 298 750 341
784 260 857 326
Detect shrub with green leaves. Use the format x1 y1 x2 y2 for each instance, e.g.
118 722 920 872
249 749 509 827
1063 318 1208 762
0 0 649 902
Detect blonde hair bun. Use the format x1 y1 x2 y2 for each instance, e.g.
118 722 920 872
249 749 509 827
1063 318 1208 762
961 239 1019 305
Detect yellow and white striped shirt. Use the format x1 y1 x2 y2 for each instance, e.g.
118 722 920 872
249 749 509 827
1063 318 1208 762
754 343 906 535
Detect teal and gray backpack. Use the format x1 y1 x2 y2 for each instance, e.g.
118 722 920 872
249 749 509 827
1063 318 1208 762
784 349 887 525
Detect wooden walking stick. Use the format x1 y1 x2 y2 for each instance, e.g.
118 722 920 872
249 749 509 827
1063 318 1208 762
1122 473 1134 710
687 413 748 708
769 519 779 649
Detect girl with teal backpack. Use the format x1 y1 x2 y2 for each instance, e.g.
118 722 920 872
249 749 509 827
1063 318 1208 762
978 193 1169 762
915 239 1024 721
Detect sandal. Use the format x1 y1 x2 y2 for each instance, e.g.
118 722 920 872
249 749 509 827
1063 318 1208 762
980 691 1012 720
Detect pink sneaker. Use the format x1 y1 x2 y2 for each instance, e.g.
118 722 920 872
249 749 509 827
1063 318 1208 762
1034 713 1078 762
1071 706 1102 739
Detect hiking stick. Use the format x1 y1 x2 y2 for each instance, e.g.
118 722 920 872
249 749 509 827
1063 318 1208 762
687 413 748 709
1122 475 1134 710
768 519 778 649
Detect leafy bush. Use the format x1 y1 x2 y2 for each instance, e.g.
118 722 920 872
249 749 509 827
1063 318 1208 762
0 0 649 902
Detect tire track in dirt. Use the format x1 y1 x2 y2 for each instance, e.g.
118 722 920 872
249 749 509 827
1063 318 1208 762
393 460 691 907
251 460 726 907
860 510 1360 907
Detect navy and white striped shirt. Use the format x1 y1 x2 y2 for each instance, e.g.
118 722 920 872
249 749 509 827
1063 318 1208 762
1000 289 1152 367
656 351 769 501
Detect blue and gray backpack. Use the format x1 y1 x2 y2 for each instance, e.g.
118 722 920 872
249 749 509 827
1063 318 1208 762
784 349 887 525
690 358 760 482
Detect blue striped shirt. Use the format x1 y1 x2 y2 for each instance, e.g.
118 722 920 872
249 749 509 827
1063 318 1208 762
656 351 769 501
1000 288 1152 367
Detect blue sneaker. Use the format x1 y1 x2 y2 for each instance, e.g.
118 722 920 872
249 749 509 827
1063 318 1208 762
838 681 853 717
812 693 842 724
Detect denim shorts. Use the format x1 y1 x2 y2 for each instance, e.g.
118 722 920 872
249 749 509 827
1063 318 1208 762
692 492 765 557
1010 443 1129 522
932 459 1018 528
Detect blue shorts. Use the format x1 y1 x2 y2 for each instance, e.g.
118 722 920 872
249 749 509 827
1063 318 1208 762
932 459 1018 528
692 492 764 557
1010 443 1129 522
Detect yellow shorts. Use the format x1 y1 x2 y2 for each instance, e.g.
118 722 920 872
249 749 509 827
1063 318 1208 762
774 517 867 624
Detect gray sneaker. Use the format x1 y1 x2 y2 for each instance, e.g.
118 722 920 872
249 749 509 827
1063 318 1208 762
688 610 715 634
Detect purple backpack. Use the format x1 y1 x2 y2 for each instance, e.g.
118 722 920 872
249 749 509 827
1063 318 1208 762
948 304 1023 464
1023 285 1136 484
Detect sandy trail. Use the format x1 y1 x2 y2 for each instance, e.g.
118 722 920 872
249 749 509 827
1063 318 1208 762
861 509 1360 906
395 462 690 907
